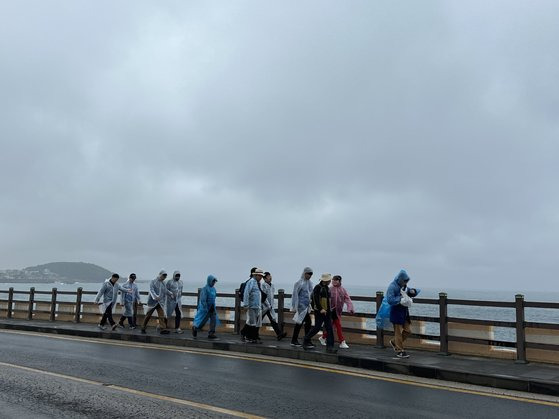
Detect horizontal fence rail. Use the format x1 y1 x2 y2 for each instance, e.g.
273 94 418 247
1 286 558 364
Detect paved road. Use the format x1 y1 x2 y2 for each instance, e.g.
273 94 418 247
0 330 557 418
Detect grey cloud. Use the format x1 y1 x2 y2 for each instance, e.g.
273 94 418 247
1 1 558 291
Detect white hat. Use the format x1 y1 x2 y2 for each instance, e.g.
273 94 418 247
253 268 265 276
320 273 332 282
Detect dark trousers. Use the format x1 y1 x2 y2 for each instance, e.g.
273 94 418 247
263 310 282 336
304 311 334 347
118 315 135 327
291 312 312 343
100 305 115 326
171 304 182 329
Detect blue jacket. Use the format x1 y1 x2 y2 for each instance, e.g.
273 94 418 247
386 270 410 325
193 275 220 327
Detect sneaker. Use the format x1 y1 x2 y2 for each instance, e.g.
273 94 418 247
208 333 218 340
97 324 106 330
117 323 125 329
247 339 258 344
389 339 397 352
396 351 410 359
326 347 338 354
192 326 197 338
318 336 327 346
291 341 303 347
129 326 136 330
302 342 315 350
277 332 287 341
140 329 146 334
240 336 247 342
175 328 183 334
160 329 170 335
339 341 349 349
111 324 118 331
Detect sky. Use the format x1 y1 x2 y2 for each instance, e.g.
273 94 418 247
1 1 558 292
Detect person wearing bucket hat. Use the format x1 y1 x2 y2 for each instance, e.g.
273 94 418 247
242 268 264 343
303 273 337 353
290 267 314 347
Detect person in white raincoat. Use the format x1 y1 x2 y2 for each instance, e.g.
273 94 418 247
94 273 130 331
165 271 184 333
141 270 172 334
261 272 287 340
290 267 314 347
242 268 264 343
117 273 142 329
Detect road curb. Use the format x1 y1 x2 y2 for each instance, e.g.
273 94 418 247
1 321 558 397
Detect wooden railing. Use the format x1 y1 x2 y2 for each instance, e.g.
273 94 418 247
1 287 558 364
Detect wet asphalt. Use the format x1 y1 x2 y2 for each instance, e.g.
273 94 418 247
0 331 557 418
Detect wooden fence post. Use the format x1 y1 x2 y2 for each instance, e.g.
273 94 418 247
515 294 527 363
7 287 14 319
27 287 35 320
277 289 285 330
50 288 57 321
375 291 385 348
439 292 449 355
234 289 241 334
74 287 83 323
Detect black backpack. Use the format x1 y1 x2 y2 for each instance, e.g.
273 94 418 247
239 279 250 302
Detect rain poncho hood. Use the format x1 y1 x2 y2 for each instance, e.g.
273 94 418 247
193 275 221 328
165 270 183 317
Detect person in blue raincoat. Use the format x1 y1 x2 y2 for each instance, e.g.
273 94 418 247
165 271 184 334
386 269 419 359
117 273 142 329
192 275 220 339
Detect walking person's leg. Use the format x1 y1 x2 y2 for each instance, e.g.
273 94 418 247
154 304 167 332
100 306 110 326
118 315 126 327
141 306 157 332
303 312 324 347
324 315 335 351
175 304 182 330
208 311 217 338
303 313 312 335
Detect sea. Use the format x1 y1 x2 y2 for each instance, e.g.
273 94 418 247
2 281 558 343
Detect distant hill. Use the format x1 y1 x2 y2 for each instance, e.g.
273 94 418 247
22 262 113 283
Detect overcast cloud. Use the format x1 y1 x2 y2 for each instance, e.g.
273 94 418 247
1 1 558 291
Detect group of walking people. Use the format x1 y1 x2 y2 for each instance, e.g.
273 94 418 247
95 267 418 358
94 270 219 337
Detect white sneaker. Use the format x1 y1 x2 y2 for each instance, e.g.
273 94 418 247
318 336 327 346
339 341 349 349
98 324 106 330
175 328 183 334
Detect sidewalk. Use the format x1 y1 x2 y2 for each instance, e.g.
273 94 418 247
1 318 558 397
